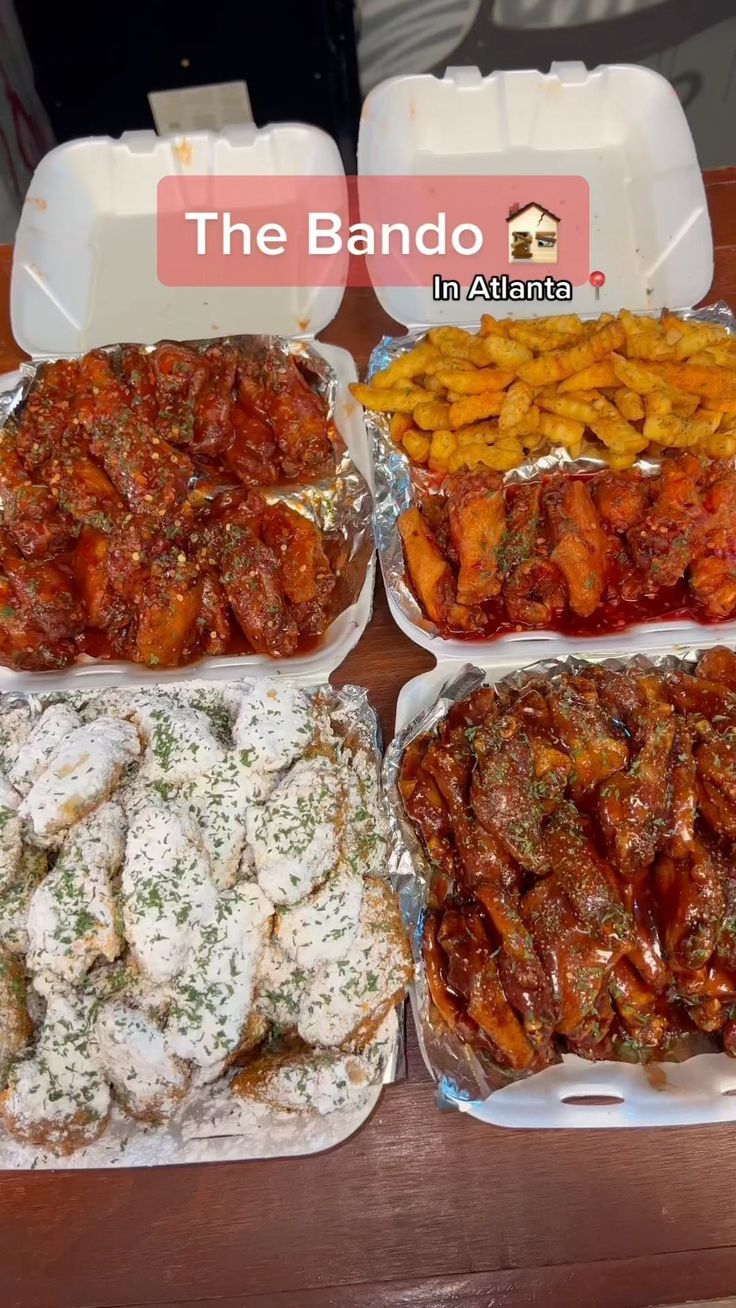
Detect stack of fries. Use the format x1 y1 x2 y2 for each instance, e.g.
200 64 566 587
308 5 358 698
351 310 736 473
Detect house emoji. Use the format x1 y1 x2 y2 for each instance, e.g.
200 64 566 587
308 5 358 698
507 202 560 263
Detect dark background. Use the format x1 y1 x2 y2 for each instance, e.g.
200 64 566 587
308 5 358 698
13 0 736 170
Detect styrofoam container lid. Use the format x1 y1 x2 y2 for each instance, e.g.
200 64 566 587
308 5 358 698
358 62 713 327
12 123 346 355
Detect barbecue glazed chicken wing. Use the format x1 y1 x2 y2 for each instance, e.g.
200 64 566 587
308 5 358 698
0 341 343 669
400 649 736 1076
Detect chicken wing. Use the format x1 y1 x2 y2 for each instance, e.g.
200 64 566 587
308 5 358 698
297 878 412 1050
545 802 633 948
134 548 202 668
26 801 125 983
522 875 617 1040
262 352 333 478
1 539 85 642
95 1001 189 1122
655 842 725 972
168 882 272 1068
594 470 649 533
547 676 629 796
446 469 505 605
0 577 77 670
122 794 218 984
45 435 125 535
546 478 606 616
220 523 299 657
399 507 458 627
471 716 549 875
19 716 141 843
261 502 335 612
627 453 703 591
191 343 238 458
597 705 676 879
151 342 208 446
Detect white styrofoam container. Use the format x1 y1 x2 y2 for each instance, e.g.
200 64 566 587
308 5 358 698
357 62 730 669
359 62 713 327
395 649 736 1129
6 123 374 690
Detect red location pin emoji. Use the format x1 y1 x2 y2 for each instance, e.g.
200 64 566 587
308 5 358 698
590 270 605 302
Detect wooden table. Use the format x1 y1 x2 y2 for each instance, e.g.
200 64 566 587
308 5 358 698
2 169 736 1308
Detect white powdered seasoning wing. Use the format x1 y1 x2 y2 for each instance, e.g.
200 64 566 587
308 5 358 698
233 682 313 772
246 758 341 905
26 801 125 984
133 698 227 784
95 1000 189 1122
168 883 273 1068
122 795 218 985
8 704 82 795
275 865 363 967
298 879 413 1049
0 990 110 1153
19 717 141 842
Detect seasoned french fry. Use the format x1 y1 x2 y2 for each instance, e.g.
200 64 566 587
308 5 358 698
613 387 645 421
390 413 413 444
448 439 523 472
644 363 736 410
538 412 585 449
701 432 736 457
449 393 504 429
499 379 534 432
453 422 500 445
537 392 599 425
481 335 533 369
642 413 715 448
645 390 672 417
673 324 727 359
610 352 660 395
602 449 638 470
428 326 490 366
414 400 452 431
502 407 541 441
428 429 457 471
436 367 514 394
371 341 439 389
589 395 648 452
350 383 436 413
558 360 617 391
694 408 724 433
518 320 625 385
402 430 431 463
423 373 445 394
671 394 700 417
624 334 676 361
478 314 506 337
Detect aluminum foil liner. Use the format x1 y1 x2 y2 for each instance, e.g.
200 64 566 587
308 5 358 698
368 300 736 642
0 677 404 1170
383 646 722 1110
0 335 374 642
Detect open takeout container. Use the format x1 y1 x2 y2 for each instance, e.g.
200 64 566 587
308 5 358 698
389 647 736 1129
356 63 734 670
4 122 374 689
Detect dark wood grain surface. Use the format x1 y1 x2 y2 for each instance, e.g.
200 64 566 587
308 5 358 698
2 169 736 1308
